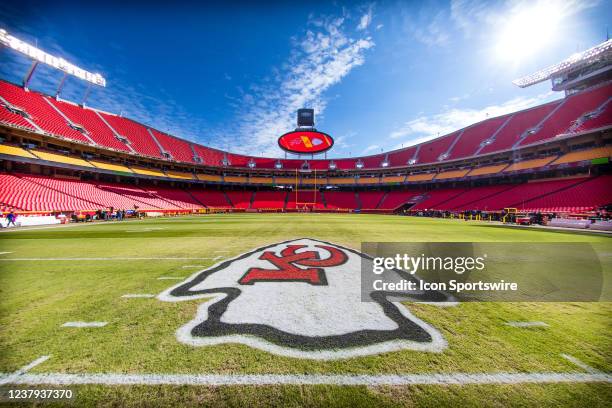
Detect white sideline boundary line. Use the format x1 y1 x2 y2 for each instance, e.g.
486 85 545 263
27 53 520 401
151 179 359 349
0 251 13 255
62 322 108 328
0 372 609 386
0 356 50 385
0 354 610 386
121 294 155 298
0 257 218 261
505 321 549 328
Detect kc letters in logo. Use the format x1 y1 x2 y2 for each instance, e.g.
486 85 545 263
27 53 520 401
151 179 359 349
158 239 454 360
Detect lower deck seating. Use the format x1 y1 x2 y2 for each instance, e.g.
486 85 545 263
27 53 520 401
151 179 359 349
324 191 358 209
143 187 202 209
357 191 384 209
0 173 100 211
225 191 253 208
96 183 179 209
518 175 612 212
440 185 515 211
251 191 288 209
378 191 424 209
411 188 468 210
285 190 325 209
189 189 231 208
463 178 586 211
1 172 609 213
20 174 132 210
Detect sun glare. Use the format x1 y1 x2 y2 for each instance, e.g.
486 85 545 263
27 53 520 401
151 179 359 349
496 1 563 62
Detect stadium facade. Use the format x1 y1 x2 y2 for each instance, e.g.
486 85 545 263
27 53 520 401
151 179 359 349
0 41 611 218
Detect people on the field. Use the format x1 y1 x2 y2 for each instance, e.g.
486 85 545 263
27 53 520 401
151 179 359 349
6 211 17 227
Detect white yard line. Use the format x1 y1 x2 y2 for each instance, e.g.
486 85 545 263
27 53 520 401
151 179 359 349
0 251 13 255
0 219 142 233
0 371 609 386
157 277 185 280
212 256 225 261
125 228 166 232
561 354 603 374
505 321 549 328
0 257 218 261
0 355 50 385
121 294 155 298
61 322 108 328
181 265 206 268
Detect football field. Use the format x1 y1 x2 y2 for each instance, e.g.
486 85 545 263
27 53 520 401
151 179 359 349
0 214 610 407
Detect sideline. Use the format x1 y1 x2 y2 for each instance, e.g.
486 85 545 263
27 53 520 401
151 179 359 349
0 371 609 386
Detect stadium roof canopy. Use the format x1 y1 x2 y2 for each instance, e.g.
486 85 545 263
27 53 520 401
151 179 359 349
512 39 612 88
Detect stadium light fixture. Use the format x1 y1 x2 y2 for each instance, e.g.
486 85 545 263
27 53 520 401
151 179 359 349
0 29 106 87
328 161 337 170
355 160 364 169
247 159 256 169
381 160 389 168
513 39 612 88
274 161 283 169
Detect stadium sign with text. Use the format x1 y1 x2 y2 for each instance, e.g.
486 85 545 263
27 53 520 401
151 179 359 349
0 29 106 87
278 130 334 154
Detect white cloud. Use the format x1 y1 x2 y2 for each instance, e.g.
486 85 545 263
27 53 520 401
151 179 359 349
333 133 355 151
450 0 493 38
362 144 380 154
376 24 384 30
449 93 470 103
223 15 374 156
409 10 449 47
389 91 560 146
357 6 373 31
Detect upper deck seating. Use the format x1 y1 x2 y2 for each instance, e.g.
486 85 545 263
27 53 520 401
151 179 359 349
98 113 163 158
50 99 131 152
0 81 91 144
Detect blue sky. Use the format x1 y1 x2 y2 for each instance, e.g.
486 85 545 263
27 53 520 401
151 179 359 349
0 0 609 158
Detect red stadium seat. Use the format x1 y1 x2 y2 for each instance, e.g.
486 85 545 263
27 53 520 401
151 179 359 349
520 83 612 146
324 191 358 209
251 191 288 209
49 99 132 152
98 113 163 158
0 81 92 144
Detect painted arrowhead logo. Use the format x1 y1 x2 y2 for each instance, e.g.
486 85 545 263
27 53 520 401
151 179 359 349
158 238 455 360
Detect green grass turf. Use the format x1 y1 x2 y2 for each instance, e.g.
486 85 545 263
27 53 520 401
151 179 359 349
0 213 610 406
